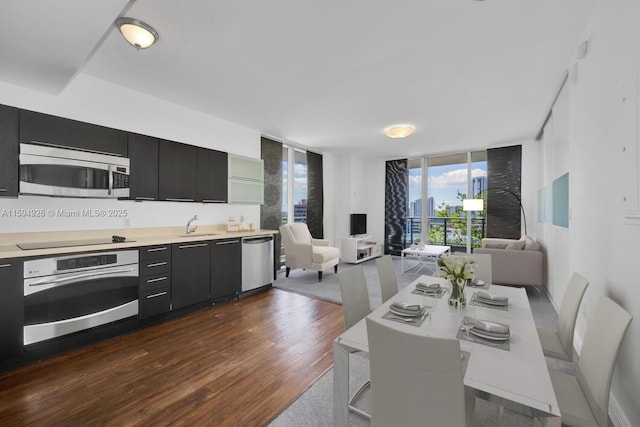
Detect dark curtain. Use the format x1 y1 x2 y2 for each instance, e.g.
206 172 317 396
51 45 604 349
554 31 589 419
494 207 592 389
306 151 324 238
486 145 522 239
260 137 282 231
384 159 408 255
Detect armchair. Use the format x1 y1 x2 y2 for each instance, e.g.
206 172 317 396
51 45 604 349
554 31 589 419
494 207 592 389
279 223 340 282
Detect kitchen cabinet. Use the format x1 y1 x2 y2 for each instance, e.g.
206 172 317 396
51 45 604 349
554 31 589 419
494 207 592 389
158 140 197 202
210 238 241 301
0 259 23 359
0 105 19 197
228 154 264 204
171 242 210 310
139 245 171 319
19 109 127 156
197 147 227 203
127 133 159 201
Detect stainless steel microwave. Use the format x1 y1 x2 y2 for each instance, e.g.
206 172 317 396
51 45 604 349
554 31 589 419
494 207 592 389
19 142 130 198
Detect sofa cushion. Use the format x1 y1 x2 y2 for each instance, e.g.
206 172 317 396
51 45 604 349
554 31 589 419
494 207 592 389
523 236 541 251
506 240 526 250
485 243 509 249
312 245 340 263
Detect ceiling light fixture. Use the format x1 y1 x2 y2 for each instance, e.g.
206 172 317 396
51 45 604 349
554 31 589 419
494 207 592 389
115 17 159 49
384 124 415 139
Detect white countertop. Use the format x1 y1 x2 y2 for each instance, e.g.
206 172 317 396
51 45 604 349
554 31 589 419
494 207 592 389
0 225 278 259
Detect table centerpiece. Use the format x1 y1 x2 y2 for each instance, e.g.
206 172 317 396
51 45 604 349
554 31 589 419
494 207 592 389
436 255 476 308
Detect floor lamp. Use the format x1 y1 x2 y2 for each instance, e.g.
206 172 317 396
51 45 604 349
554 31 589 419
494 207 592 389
485 187 527 237
463 199 484 253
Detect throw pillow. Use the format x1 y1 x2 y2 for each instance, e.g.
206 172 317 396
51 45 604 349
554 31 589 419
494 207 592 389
484 243 508 249
506 240 526 250
523 236 541 251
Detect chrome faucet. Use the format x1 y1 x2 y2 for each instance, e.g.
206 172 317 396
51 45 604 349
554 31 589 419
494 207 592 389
186 215 199 235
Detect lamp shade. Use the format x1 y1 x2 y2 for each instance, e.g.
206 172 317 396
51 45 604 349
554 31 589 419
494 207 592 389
463 199 484 211
116 17 159 49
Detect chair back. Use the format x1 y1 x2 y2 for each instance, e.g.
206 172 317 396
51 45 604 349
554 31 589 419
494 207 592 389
366 317 466 427
470 253 492 284
557 272 589 360
576 297 632 427
337 266 371 330
375 255 398 303
279 223 312 246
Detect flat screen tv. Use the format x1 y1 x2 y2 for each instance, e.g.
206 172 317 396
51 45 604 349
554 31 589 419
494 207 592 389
350 213 367 236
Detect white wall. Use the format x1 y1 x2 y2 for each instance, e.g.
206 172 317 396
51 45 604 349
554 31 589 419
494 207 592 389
539 1 640 424
0 74 261 234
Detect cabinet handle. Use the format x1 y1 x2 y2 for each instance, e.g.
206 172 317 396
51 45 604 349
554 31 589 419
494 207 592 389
178 243 207 249
146 261 168 268
0 263 11 268
165 198 195 202
146 247 168 252
135 197 156 201
216 240 240 245
146 291 168 299
146 276 168 283
202 199 225 203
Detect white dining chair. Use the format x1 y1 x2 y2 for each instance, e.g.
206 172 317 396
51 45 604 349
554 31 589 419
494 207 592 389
537 272 589 362
548 296 632 427
375 255 398 304
469 253 492 284
366 316 472 427
337 265 372 419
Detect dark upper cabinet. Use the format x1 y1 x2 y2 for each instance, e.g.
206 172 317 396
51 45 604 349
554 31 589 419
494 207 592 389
19 109 127 156
0 105 19 197
127 133 159 201
0 259 23 359
210 238 241 301
158 139 197 202
171 242 210 310
197 147 227 203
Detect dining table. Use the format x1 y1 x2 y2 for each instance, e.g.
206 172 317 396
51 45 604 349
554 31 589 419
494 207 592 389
333 275 561 426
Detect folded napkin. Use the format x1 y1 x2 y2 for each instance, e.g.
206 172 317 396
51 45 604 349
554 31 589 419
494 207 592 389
390 301 423 316
415 282 441 292
472 319 510 335
476 291 508 302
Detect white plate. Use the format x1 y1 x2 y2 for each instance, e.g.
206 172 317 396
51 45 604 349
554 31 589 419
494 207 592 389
468 280 485 287
468 328 511 341
389 306 424 317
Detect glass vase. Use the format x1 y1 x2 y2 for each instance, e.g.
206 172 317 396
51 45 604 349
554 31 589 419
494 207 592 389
448 280 467 309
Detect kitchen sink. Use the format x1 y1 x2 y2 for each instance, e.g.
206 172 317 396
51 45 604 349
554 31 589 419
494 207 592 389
178 233 221 238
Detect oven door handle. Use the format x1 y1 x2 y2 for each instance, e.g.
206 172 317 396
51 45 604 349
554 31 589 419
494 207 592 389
108 164 113 196
25 267 138 295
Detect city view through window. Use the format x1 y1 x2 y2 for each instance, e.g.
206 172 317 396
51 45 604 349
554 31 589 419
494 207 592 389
408 156 487 250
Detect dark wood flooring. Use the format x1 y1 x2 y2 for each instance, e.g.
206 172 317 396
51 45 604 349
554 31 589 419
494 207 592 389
0 289 344 426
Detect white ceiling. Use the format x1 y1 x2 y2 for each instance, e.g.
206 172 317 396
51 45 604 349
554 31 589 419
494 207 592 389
1 0 594 158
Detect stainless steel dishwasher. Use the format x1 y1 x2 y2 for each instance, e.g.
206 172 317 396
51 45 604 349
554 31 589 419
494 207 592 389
241 235 274 292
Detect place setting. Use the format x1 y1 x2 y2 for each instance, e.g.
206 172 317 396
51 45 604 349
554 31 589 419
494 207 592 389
411 280 447 298
469 291 509 311
465 278 489 290
456 316 511 350
382 301 430 327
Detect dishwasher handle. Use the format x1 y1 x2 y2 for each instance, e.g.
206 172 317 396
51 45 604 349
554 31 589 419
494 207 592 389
242 236 273 244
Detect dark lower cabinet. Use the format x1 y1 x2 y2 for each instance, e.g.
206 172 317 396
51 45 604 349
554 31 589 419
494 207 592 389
139 245 171 319
0 259 23 359
171 242 210 310
210 238 242 301
0 105 19 197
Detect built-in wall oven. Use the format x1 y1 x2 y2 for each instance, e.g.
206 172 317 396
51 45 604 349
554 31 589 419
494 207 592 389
23 250 139 345
19 142 130 198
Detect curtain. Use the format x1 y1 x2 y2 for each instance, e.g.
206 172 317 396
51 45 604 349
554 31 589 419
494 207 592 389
260 137 283 232
384 159 408 255
486 145 522 239
306 151 324 238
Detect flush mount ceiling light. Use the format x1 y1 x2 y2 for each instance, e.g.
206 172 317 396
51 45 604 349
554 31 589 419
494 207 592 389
384 124 415 139
115 17 159 49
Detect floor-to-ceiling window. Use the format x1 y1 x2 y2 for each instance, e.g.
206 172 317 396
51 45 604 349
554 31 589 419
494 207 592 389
279 146 309 267
405 151 487 252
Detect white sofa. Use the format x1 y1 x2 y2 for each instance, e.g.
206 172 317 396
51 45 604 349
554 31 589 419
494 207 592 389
474 236 544 287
